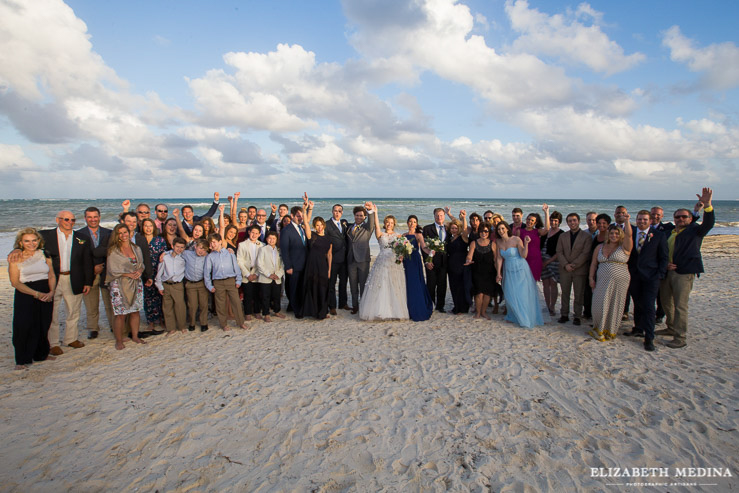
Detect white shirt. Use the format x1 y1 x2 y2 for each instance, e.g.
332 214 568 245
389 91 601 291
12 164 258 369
435 222 446 242
57 227 73 272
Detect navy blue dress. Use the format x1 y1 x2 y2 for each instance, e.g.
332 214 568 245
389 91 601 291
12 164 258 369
403 234 433 321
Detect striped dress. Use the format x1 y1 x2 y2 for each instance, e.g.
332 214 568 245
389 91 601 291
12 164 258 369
591 245 631 339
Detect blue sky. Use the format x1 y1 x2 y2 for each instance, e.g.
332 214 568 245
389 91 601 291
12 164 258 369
0 0 737 199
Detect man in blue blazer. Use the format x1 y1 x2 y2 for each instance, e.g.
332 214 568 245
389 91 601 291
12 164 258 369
77 206 114 339
280 204 308 318
625 210 668 351
657 188 715 348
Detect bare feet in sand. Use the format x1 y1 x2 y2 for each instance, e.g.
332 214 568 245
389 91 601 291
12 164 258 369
131 337 146 344
275 312 286 319
115 342 125 350
14 364 28 370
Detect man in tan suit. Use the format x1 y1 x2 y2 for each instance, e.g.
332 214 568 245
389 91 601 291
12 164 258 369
556 213 593 326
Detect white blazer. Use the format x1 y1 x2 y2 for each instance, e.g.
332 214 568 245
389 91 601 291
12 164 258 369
256 245 284 284
236 239 263 283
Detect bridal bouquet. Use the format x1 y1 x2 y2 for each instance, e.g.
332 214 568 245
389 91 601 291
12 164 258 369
389 236 413 264
425 237 445 257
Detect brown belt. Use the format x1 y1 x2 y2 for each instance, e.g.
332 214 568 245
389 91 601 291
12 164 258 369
59 271 71 275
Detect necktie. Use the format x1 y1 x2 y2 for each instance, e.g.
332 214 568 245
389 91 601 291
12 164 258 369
354 224 360 235
438 224 444 241
91 229 99 247
638 231 646 252
298 225 305 245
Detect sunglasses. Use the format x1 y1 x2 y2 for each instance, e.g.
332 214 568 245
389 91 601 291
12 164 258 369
674 215 690 219
137 211 150 215
156 209 168 213
58 217 76 223
480 230 490 234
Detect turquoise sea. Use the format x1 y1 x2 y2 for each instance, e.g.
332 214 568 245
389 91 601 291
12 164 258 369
1 198 736 254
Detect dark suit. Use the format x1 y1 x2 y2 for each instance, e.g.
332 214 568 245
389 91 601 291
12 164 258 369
132 232 153 282
422 222 449 311
280 222 308 317
326 218 349 309
346 215 375 310
40 228 94 346
77 226 114 330
628 228 668 341
181 201 219 237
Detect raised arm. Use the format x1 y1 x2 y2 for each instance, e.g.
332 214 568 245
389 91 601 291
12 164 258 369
621 213 633 254
230 192 240 218
370 203 382 240
302 197 313 241
459 210 469 243
172 209 192 241
218 204 226 236
540 203 550 235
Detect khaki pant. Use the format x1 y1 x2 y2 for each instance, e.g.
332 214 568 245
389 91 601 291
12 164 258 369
559 270 587 318
186 280 209 327
162 282 187 332
48 275 83 346
660 271 694 343
83 273 114 331
213 278 244 328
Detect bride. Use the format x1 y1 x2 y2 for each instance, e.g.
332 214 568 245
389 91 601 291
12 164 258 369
358 205 409 321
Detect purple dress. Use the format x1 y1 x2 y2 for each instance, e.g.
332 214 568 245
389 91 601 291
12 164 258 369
519 228 543 281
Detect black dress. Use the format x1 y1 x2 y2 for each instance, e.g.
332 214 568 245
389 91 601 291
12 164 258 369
471 240 496 296
446 235 470 314
302 234 331 319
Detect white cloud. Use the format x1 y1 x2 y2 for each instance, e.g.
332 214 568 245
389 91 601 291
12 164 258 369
662 25 739 90
505 0 645 75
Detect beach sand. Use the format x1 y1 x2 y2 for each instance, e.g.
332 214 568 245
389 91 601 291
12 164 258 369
0 236 736 491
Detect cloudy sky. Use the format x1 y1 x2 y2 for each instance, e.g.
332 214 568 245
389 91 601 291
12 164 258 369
1 0 737 200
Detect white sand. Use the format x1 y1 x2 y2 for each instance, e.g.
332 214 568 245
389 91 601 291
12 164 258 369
0 236 737 491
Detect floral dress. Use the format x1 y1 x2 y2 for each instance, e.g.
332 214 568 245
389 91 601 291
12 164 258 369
143 236 167 323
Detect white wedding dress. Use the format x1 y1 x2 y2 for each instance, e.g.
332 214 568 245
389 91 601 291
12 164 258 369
359 233 409 321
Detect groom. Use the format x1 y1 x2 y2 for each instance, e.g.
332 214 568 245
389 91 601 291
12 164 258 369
626 210 668 351
422 208 449 313
346 202 375 314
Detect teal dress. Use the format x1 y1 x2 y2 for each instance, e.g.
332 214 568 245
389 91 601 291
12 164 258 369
500 247 544 328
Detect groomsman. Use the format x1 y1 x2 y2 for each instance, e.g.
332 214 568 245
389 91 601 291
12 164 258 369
280 204 309 318
253 209 271 242
326 204 350 315
650 205 674 323
422 208 449 313
657 188 715 348
511 208 524 237
346 203 376 314
556 213 592 326
77 206 113 339
626 210 668 351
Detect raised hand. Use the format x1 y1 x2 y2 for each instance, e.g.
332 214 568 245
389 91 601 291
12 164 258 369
219 204 226 213
542 203 549 213
271 203 277 213
214 192 220 202
697 187 713 207
172 208 180 217
303 192 309 203
227 195 233 203
122 199 131 211
459 209 467 219
444 206 452 216
234 192 241 199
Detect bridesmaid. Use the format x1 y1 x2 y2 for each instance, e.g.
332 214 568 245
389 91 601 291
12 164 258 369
301 199 333 320
519 204 550 281
159 217 180 250
463 223 497 319
446 214 470 314
404 215 433 321
541 211 564 316
141 218 166 333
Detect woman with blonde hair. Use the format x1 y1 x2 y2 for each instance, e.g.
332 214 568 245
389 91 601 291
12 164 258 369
106 224 147 350
588 219 633 341
8 228 56 369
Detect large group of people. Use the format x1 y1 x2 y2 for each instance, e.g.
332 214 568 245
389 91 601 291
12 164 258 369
8 188 715 369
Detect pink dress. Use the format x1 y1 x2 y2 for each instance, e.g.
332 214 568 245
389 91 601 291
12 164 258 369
519 228 543 281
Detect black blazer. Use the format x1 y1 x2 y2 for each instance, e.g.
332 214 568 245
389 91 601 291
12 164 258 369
132 232 154 281
421 223 448 268
77 226 113 280
279 223 307 272
325 218 349 263
40 228 94 294
654 222 675 235
629 228 668 281
181 201 219 236
672 209 715 275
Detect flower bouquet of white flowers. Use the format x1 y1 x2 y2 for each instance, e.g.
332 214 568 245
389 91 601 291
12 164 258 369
424 236 445 258
389 235 413 264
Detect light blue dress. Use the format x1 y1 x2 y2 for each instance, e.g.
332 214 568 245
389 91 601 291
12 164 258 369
500 247 544 328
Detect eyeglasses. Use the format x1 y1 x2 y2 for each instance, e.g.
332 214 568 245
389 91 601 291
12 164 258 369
674 215 690 219
137 211 150 215
257 214 267 217
484 216 493 220
58 217 76 223
156 209 168 213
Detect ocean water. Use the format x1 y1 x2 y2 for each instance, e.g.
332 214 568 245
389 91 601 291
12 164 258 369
1 198 736 255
